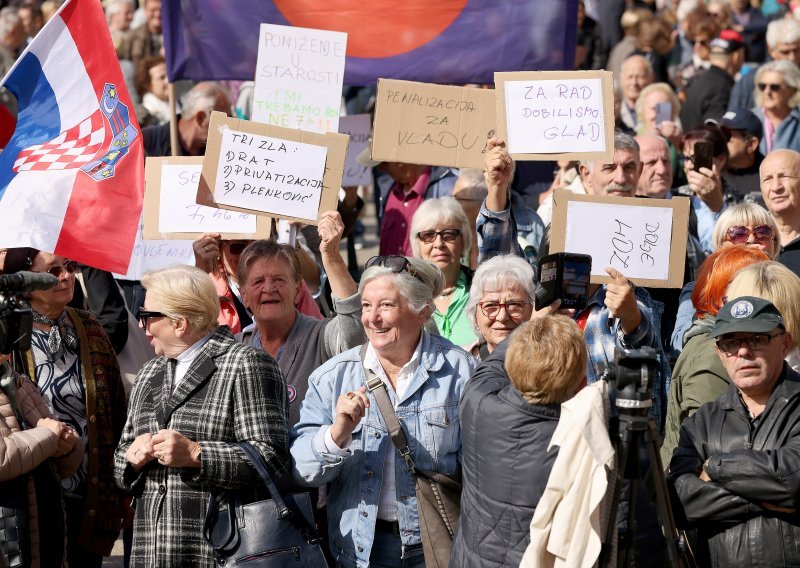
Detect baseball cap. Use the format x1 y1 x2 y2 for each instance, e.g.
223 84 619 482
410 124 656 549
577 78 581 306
718 108 764 141
710 296 785 338
710 29 745 54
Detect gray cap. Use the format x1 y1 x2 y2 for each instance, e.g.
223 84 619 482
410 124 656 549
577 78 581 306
710 296 785 338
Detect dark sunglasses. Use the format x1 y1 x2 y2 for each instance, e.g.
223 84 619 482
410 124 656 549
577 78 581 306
416 229 461 244
758 82 784 92
726 224 775 244
138 309 168 327
693 38 709 46
365 255 424 283
43 259 77 278
223 241 249 255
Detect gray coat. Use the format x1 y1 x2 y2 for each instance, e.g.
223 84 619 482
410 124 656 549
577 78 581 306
113 327 289 568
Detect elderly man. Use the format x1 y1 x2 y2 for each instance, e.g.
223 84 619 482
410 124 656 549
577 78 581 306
759 149 800 276
618 55 654 132
668 296 800 567
116 0 161 65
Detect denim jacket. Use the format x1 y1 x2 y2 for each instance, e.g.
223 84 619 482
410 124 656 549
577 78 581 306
290 332 475 568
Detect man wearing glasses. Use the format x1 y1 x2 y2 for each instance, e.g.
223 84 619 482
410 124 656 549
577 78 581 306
668 296 800 567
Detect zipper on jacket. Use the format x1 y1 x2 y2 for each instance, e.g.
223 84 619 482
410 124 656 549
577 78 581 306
237 546 301 563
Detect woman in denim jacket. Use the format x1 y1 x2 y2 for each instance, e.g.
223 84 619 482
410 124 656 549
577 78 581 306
291 255 475 568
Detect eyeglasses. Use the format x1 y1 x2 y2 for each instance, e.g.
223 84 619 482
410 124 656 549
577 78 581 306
758 82 784 92
365 255 424 283
222 240 249 255
138 309 168 327
679 153 695 164
478 301 531 319
693 39 709 46
42 260 77 278
416 229 461 244
726 224 775 244
716 331 786 354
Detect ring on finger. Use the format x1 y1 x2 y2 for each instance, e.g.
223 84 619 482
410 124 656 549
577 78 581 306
346 391 356 399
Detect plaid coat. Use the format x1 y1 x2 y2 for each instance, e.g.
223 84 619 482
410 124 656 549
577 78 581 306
113 326 289 568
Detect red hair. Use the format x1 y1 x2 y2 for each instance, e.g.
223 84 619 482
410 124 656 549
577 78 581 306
692 244 769 318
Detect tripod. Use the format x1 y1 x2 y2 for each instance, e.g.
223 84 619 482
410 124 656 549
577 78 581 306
600 406 688 568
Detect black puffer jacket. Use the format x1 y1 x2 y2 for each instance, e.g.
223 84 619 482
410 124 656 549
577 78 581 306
450 341 560 568
668 365 800 567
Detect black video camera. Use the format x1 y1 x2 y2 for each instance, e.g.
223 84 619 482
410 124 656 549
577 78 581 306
601 346 657 413
0 271 58 354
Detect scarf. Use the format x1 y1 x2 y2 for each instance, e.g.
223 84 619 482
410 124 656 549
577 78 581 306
24 303 78 358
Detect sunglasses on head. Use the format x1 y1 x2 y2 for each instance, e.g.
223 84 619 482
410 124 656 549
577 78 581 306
365 255 424 283
42 259 77 278
223 241 250 255
758 82 784 92
416 229 461 244
725 225 775 244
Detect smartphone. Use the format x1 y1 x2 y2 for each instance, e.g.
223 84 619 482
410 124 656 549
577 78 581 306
692 140 714 172
535 252 592 311
655 102 672 127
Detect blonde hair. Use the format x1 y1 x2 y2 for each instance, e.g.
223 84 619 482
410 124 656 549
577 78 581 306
505 317 588 405
141 265 220 334
726 261 800 350
711 202 780 258
635 82 681 128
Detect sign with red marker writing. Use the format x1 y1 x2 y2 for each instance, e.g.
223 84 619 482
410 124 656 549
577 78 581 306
549 189 689 288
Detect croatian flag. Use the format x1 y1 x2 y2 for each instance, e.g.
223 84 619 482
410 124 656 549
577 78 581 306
0 0 143 274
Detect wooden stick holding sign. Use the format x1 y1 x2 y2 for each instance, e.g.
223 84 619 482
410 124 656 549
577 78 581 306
199 111 349 226
494 70 615 162
143 157 271 240
549 189 690 288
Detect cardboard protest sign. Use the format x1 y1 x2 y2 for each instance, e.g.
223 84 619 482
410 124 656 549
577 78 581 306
371 79 496 169
549 189 689 288
200 112 348 225
142 157 271 239
495 70 614 162
251 23 347 133
339 114 372 186
112 216 194 281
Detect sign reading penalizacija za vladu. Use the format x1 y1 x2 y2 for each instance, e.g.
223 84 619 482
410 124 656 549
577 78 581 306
494 70 615 162
251 23 347 133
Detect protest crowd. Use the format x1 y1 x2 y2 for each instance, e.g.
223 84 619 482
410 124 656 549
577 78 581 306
2 0 800 567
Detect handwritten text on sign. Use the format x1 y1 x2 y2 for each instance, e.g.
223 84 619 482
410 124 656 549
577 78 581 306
564 201 673 280
339 114 372 186
213 129 327 221
113 218 194 281
159 165 257 233
504 78 606 154
252 24 347 133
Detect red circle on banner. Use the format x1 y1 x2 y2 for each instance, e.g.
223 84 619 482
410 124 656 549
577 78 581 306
272 0 468 58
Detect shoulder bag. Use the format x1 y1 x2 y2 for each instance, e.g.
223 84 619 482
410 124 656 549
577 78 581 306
360 345 461 568
203 442 329 567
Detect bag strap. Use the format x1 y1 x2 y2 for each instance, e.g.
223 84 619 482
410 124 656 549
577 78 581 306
235 442 291 519
359 344 416 474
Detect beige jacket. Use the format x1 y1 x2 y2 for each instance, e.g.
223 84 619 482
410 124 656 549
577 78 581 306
0 370 84 567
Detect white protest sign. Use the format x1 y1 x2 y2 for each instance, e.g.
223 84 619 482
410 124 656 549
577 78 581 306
113 218 194 281
495 70 614 162
565 201 673 280
213 129 328 222
339 114 372 186
158 164 258 233
252 24 347 133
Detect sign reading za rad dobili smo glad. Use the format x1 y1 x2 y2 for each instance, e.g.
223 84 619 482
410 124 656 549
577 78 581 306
199 112 348 225
371 79 496 169
495 70 615 162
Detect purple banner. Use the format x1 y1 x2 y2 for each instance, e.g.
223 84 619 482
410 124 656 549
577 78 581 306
163 0 578 85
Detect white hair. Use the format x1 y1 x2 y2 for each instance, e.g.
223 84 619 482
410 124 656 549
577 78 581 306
466 255 537 331
409 197 473 262
358 257 444 317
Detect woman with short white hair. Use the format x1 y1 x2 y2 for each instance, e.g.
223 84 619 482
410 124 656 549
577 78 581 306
752 59 800 153
409 197 477 348
114 264 289 567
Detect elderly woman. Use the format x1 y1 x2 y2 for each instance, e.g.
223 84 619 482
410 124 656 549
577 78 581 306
726 261 800 372
235 211 365 428
409 197 477 348
452 316 587 567
2 248 128 567
752 59 800 154
114 265 288 567
465 254 535 359
0 358 83 568
291 255 475 567
134 56 170 124
661 245 770 466
671 202 780 351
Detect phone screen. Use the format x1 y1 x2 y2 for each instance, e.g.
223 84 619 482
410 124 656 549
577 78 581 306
655 102 672 127
692 140 714 172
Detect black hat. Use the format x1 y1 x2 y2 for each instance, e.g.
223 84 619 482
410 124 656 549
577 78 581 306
710 296 785 338
719 108 763 141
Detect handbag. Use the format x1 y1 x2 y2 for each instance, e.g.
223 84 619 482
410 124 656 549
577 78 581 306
203 442 329 567
360 345 462 568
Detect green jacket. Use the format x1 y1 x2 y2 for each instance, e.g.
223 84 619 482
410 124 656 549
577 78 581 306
660 315 730 468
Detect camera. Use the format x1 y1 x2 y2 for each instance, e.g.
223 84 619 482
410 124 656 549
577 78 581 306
0 271 58 354
601 346 657 413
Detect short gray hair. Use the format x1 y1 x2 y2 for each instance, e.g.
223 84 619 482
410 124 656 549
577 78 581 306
455 168 489 202
358 257 444 316
106 0 135 17
180 81 230 118
767 16 800 49
754 60 800 108
0 7 21 37
409 197 473 262
466 255 536 331
583 130 640 170
141 265 220 334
